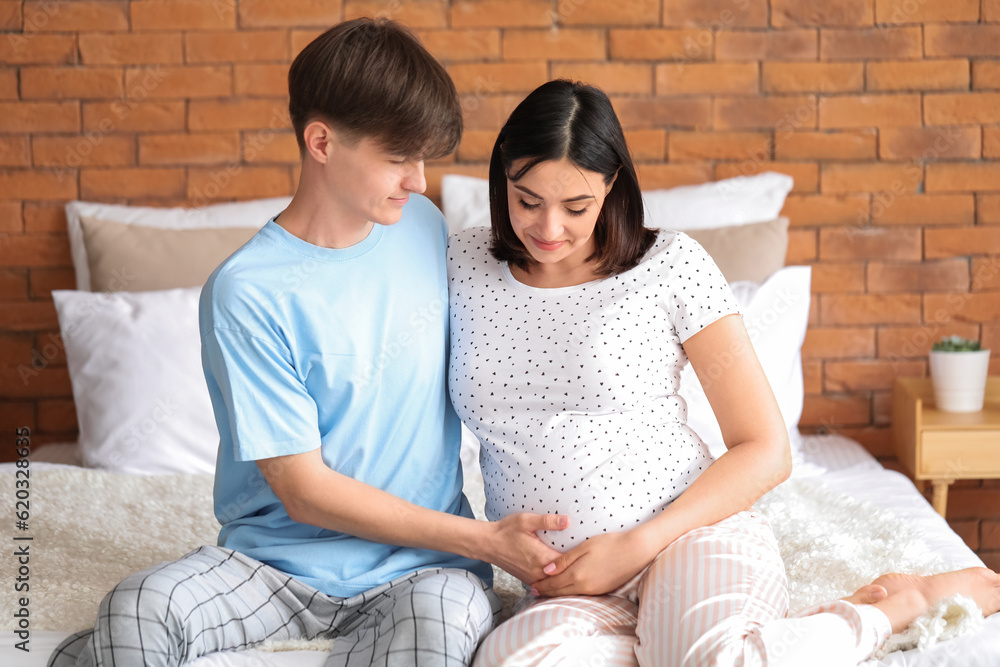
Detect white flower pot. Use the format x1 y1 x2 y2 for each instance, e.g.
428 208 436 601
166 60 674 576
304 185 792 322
929 349 992 413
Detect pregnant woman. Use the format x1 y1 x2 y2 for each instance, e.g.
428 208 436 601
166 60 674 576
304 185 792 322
447 79 1000 667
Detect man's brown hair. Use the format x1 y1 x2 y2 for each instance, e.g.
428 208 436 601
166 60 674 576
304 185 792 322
288 18 462 159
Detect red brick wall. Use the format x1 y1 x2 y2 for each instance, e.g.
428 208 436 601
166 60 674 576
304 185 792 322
1 1 998 566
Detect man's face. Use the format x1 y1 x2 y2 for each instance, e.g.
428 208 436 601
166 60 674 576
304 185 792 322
322 131 427 227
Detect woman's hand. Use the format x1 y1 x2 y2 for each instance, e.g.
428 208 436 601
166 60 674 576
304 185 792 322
480 513 570 585
530 530 658 598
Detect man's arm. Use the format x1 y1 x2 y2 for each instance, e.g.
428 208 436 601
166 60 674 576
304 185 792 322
258 448 568 584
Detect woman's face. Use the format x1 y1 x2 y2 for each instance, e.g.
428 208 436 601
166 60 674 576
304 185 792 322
506 157 614 275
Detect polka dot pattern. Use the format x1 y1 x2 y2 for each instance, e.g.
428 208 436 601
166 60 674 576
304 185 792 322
447 227 742 552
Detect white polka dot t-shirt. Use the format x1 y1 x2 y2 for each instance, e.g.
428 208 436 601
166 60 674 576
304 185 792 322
447 226 742 552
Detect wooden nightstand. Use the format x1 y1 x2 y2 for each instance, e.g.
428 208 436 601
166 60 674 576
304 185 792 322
892 377 1000 517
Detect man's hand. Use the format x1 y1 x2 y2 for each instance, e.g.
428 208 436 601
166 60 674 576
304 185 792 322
481 513 570 585
530 531 656 598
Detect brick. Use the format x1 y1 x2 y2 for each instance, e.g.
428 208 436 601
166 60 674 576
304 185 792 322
821 293 922 324
139 133 240 166
0 171 76 200
873 389 896 426
880 126 981 160
819 94 921 128
926 226 1000 259
988 0 1000 20
0 201 21 233
451 0 550 28
37 398 77 432
79 33 183 65
557 0 659 26
625 130 667 162
0 101 78 133
126 66 231 99
552 63 653 95
867 59 969 92
822 162 921 194
820 226 921 260
460 94 525 131
23 205 66 234
243 131 299 164
0 365 70 396
614 97 712 130
21 66 124 100
775 130 875 160
635 164 713 190
33 134 134 168
0 234 71 267
0 334 33 365
925 292 1000 323
947 490 1000 519
0 34 75 65
0 269 27 300
26 1 128 31
0 1 19 30
83 100 185 132
800 395 871 428
28 268 74 297
715 95 817 131
344 0 446 28
0 137 30 168
0 403 35 437
234 64 288 97
715 161 818 193
610 29 711 61
716 29 816 61
763 62 863 93
926 25 1000 57
973 258 1000 291
418 30 501 61
975 61 1000 90
871 194 974 226
668 132 771 161
0 68 17 100
808 262 867 292
781 194 870 226
983 521 1000 550
820 26 921 59
187 166 292 204
189 99 290 131
80 168 185 200
656 62 758 95
985 325 1000 354
456 130 496 162
803 360 822 394
925 93 1000 125
502 28 604 60
868 260 969 292
185 30 290 63
878 323 980 359
980 195 1000 224
134 0 237 30
772 0 873 26
786 228 817 262
662 0 767 27
448 62 548 95
826 359 924 391
875 0 979 22
802 326 874 359
927 163 1000 193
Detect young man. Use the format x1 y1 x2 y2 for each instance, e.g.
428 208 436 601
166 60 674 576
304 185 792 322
50 18 565 667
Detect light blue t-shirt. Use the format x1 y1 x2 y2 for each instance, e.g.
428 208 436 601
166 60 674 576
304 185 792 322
199 194 492 598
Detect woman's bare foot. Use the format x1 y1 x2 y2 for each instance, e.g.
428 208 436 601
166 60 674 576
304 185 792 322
867 568 1000 634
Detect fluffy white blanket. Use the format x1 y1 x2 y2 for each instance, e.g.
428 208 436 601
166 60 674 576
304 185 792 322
0 468 982 656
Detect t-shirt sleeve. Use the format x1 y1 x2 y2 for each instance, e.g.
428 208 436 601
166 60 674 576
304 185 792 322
203 325 321 462
666 232 743 344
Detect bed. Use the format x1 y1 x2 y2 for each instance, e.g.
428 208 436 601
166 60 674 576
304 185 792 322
1 173 997 666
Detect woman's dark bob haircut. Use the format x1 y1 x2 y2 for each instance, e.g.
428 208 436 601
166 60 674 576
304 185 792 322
489 79 656 276
288 18 462 160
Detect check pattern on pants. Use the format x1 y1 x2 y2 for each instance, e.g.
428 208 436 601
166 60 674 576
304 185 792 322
474 510 892 667
49 544 502 667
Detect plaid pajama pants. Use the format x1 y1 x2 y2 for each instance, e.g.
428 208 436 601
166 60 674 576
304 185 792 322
473 510 892 667
48 544 502 667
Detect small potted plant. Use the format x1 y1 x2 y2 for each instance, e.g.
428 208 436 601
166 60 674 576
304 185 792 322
928 335 992 413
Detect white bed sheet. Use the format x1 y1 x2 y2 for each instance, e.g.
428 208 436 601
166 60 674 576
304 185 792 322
2 435 998 667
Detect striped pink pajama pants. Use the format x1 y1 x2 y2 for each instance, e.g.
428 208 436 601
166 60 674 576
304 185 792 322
474 510 892 667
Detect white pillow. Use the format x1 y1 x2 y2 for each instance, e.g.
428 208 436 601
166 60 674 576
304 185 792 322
52 287 218 475
678 265 811 460
65 197 291 291
440 172 794 236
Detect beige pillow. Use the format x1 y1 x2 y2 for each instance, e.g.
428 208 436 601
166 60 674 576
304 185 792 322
685 217 789 284
80 216 259 292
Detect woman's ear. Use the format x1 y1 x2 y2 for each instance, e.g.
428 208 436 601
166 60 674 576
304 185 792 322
605 168 620 195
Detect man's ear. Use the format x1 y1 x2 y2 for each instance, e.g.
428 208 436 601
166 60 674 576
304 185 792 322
302 120 335 165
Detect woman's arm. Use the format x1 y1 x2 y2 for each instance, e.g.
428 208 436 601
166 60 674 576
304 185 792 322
533 313 792 596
